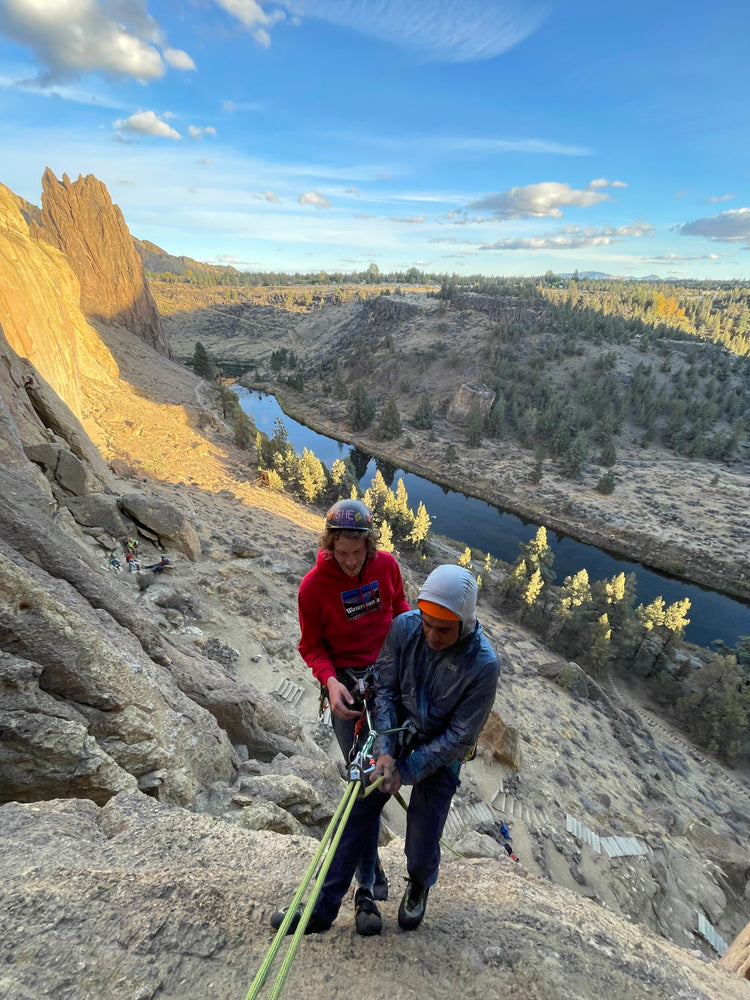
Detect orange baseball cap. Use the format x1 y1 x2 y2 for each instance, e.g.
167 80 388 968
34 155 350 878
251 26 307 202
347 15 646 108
418 599 461 621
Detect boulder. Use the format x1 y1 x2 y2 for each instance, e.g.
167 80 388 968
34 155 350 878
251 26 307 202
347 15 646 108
119 492 201 559
160 643 307 762
0 653 138 803
722 919 750 979
446 382 496 425
236 800 305 835
478 710 523 771
64 493 130 537
453 830 508 860
24 442 101 496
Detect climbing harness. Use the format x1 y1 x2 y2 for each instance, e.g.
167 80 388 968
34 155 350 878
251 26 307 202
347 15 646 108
317 666 375 746
245 706 407 1000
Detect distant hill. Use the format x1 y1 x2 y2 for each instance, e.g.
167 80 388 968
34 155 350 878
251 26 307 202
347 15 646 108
134 238 240 280
560 271 668 281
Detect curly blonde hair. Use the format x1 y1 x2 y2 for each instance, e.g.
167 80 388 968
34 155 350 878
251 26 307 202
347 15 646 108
318 526 380 557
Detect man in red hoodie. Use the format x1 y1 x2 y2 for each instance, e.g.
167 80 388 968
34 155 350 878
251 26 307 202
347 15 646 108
296 498 409 918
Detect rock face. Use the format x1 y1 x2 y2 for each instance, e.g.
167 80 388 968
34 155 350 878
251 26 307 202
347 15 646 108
1 791 749 1000
479 710 522 771
119 492 201 559
33 169 171 357
0 182 120 424
446 382 496 425
722 920 750 979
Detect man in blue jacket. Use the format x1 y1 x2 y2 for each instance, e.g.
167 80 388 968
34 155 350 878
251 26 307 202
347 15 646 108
277 563 499 936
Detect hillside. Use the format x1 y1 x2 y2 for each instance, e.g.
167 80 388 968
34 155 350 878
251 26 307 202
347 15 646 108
0 172 749 999
151 281 750 602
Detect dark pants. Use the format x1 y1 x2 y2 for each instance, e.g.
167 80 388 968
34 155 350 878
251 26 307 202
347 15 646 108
331 712 378 889
314 765 458 926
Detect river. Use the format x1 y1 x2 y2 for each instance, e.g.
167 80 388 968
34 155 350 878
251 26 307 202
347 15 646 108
235 387 750 650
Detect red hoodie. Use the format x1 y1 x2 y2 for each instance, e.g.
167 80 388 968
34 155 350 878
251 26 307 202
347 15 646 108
298 548 410 686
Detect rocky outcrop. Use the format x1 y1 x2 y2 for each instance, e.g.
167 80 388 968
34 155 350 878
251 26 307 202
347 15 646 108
33 169 170 356
723 920 750 979
478 710 522 771
0 183 121 425
0 542 234 806
1 791 748 1000
119 493 201 559
451 292 547 326
0 288 311 809
446 382 496 425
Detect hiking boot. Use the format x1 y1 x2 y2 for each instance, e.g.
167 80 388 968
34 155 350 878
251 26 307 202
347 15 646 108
354 887 382 936
397 878 429 931
373 859 389 901
269 906 330 935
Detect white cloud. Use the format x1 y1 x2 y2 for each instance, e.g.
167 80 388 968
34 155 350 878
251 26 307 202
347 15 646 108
188 125 217 139
471 221 655 251
114 110 181 139
388 216 425 223
163 48 196 70
280 0 546 63
439 136 591 156
468 181 611 219
213 0 286 47
222 98 265 112
197 157 213 165
0 0 194 83
590 178 627 189
299 190 332 208
679 208 750 245
707 193 735 203
641 253 722 262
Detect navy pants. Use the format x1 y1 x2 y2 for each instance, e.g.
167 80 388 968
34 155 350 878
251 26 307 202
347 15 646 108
314 765 458 926
331 712 379 889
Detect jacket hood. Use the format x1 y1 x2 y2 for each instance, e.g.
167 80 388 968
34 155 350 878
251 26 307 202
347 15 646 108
417 564 477 637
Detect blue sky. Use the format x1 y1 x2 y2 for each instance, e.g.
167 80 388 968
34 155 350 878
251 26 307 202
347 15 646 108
1 0 749 279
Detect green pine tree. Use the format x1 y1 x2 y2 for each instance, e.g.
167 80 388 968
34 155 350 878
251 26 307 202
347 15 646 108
193 341 218 381
413 394 434 430
347 383 376 430
376 396 403 440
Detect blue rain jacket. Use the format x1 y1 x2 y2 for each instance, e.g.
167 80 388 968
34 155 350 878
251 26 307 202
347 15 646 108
370 609 499 785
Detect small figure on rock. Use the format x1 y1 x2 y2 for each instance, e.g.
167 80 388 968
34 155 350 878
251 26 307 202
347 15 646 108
108 555 121 571
126 552 140 572
146 556 171 574
126 537 139 555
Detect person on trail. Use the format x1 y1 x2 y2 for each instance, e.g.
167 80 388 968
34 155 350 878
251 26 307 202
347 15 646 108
126 552 140 572
296 498 409 903
127 537 139 555
273 564 499 937
146 556 170 574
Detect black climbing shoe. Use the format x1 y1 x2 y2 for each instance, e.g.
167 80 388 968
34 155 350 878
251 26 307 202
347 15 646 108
397 878 429 931
373 859 389 901
269 906 330 935
354 887 382 937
